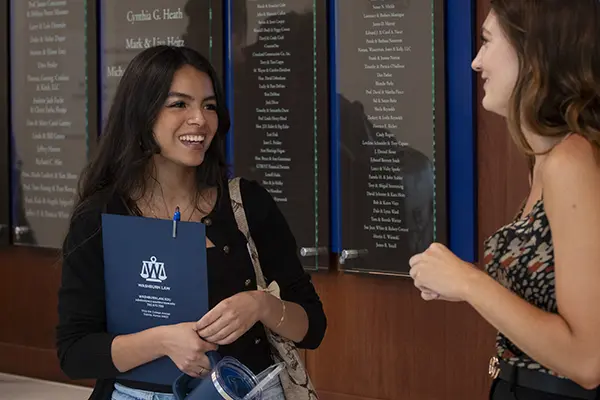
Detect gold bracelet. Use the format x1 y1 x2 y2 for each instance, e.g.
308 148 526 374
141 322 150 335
275 299 286 329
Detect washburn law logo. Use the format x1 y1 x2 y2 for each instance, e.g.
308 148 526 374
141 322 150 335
140 256 167 283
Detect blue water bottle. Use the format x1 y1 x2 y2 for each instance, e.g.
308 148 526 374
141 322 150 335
172 351 262 400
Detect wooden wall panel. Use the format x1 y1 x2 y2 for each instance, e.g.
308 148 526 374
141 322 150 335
0 343 92 387
0 248 61 348
0 247 94 387
307 273 494 400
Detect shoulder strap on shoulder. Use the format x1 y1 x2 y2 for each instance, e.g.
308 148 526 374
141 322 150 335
228 178 267 288
228 177 246 235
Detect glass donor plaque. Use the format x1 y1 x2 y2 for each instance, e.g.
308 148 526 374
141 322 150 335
9 0 88 248
332 0 447 276
228 0 330 271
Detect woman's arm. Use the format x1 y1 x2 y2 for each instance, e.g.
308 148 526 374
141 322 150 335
465 139 600 389
110 328 168 373
410 137 600 389
249 290 309 343
112 323 215 377
242 179 327 349
57 210 123 379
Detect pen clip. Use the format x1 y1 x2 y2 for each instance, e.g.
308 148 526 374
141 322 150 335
172 206 180 238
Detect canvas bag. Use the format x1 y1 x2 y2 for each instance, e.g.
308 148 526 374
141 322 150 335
228 177 318 400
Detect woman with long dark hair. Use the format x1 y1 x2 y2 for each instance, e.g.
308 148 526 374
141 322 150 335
409 1 600 399
56 45 326 400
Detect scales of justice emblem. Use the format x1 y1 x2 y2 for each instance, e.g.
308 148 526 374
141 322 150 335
140 256 167 283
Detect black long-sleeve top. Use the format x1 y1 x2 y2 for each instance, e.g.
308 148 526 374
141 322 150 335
56 178 327 400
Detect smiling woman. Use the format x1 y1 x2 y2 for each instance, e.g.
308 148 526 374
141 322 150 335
410 1 600 399
152 66 219 168
55 46 326 400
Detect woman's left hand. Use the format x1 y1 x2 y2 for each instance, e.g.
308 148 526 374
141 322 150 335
195 291 264 345
409 243 480 302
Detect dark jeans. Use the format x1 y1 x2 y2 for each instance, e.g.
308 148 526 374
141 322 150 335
490 379 596 400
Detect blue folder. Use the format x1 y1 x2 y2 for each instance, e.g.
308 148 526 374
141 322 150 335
102 213 209 385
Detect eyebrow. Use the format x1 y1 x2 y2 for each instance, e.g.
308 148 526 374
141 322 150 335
166 92 216 102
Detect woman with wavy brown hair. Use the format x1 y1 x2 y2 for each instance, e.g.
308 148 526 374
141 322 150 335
408 1 600 399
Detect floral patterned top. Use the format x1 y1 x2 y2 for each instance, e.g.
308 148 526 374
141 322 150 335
483 197 561 376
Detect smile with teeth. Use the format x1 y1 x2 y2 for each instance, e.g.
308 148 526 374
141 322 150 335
179 134 205 143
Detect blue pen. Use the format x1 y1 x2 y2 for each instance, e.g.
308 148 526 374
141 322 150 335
172 206 180 238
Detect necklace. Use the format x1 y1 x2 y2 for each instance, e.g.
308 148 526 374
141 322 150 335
145 199 196 221
143 190 196 221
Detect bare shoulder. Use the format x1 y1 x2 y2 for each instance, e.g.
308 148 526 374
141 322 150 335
542 134 600 189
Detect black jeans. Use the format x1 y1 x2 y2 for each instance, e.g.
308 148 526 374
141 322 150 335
490 379 595 400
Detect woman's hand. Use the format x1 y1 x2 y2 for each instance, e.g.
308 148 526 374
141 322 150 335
409 243 480 302
160 322 217 377
195 291 263 345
